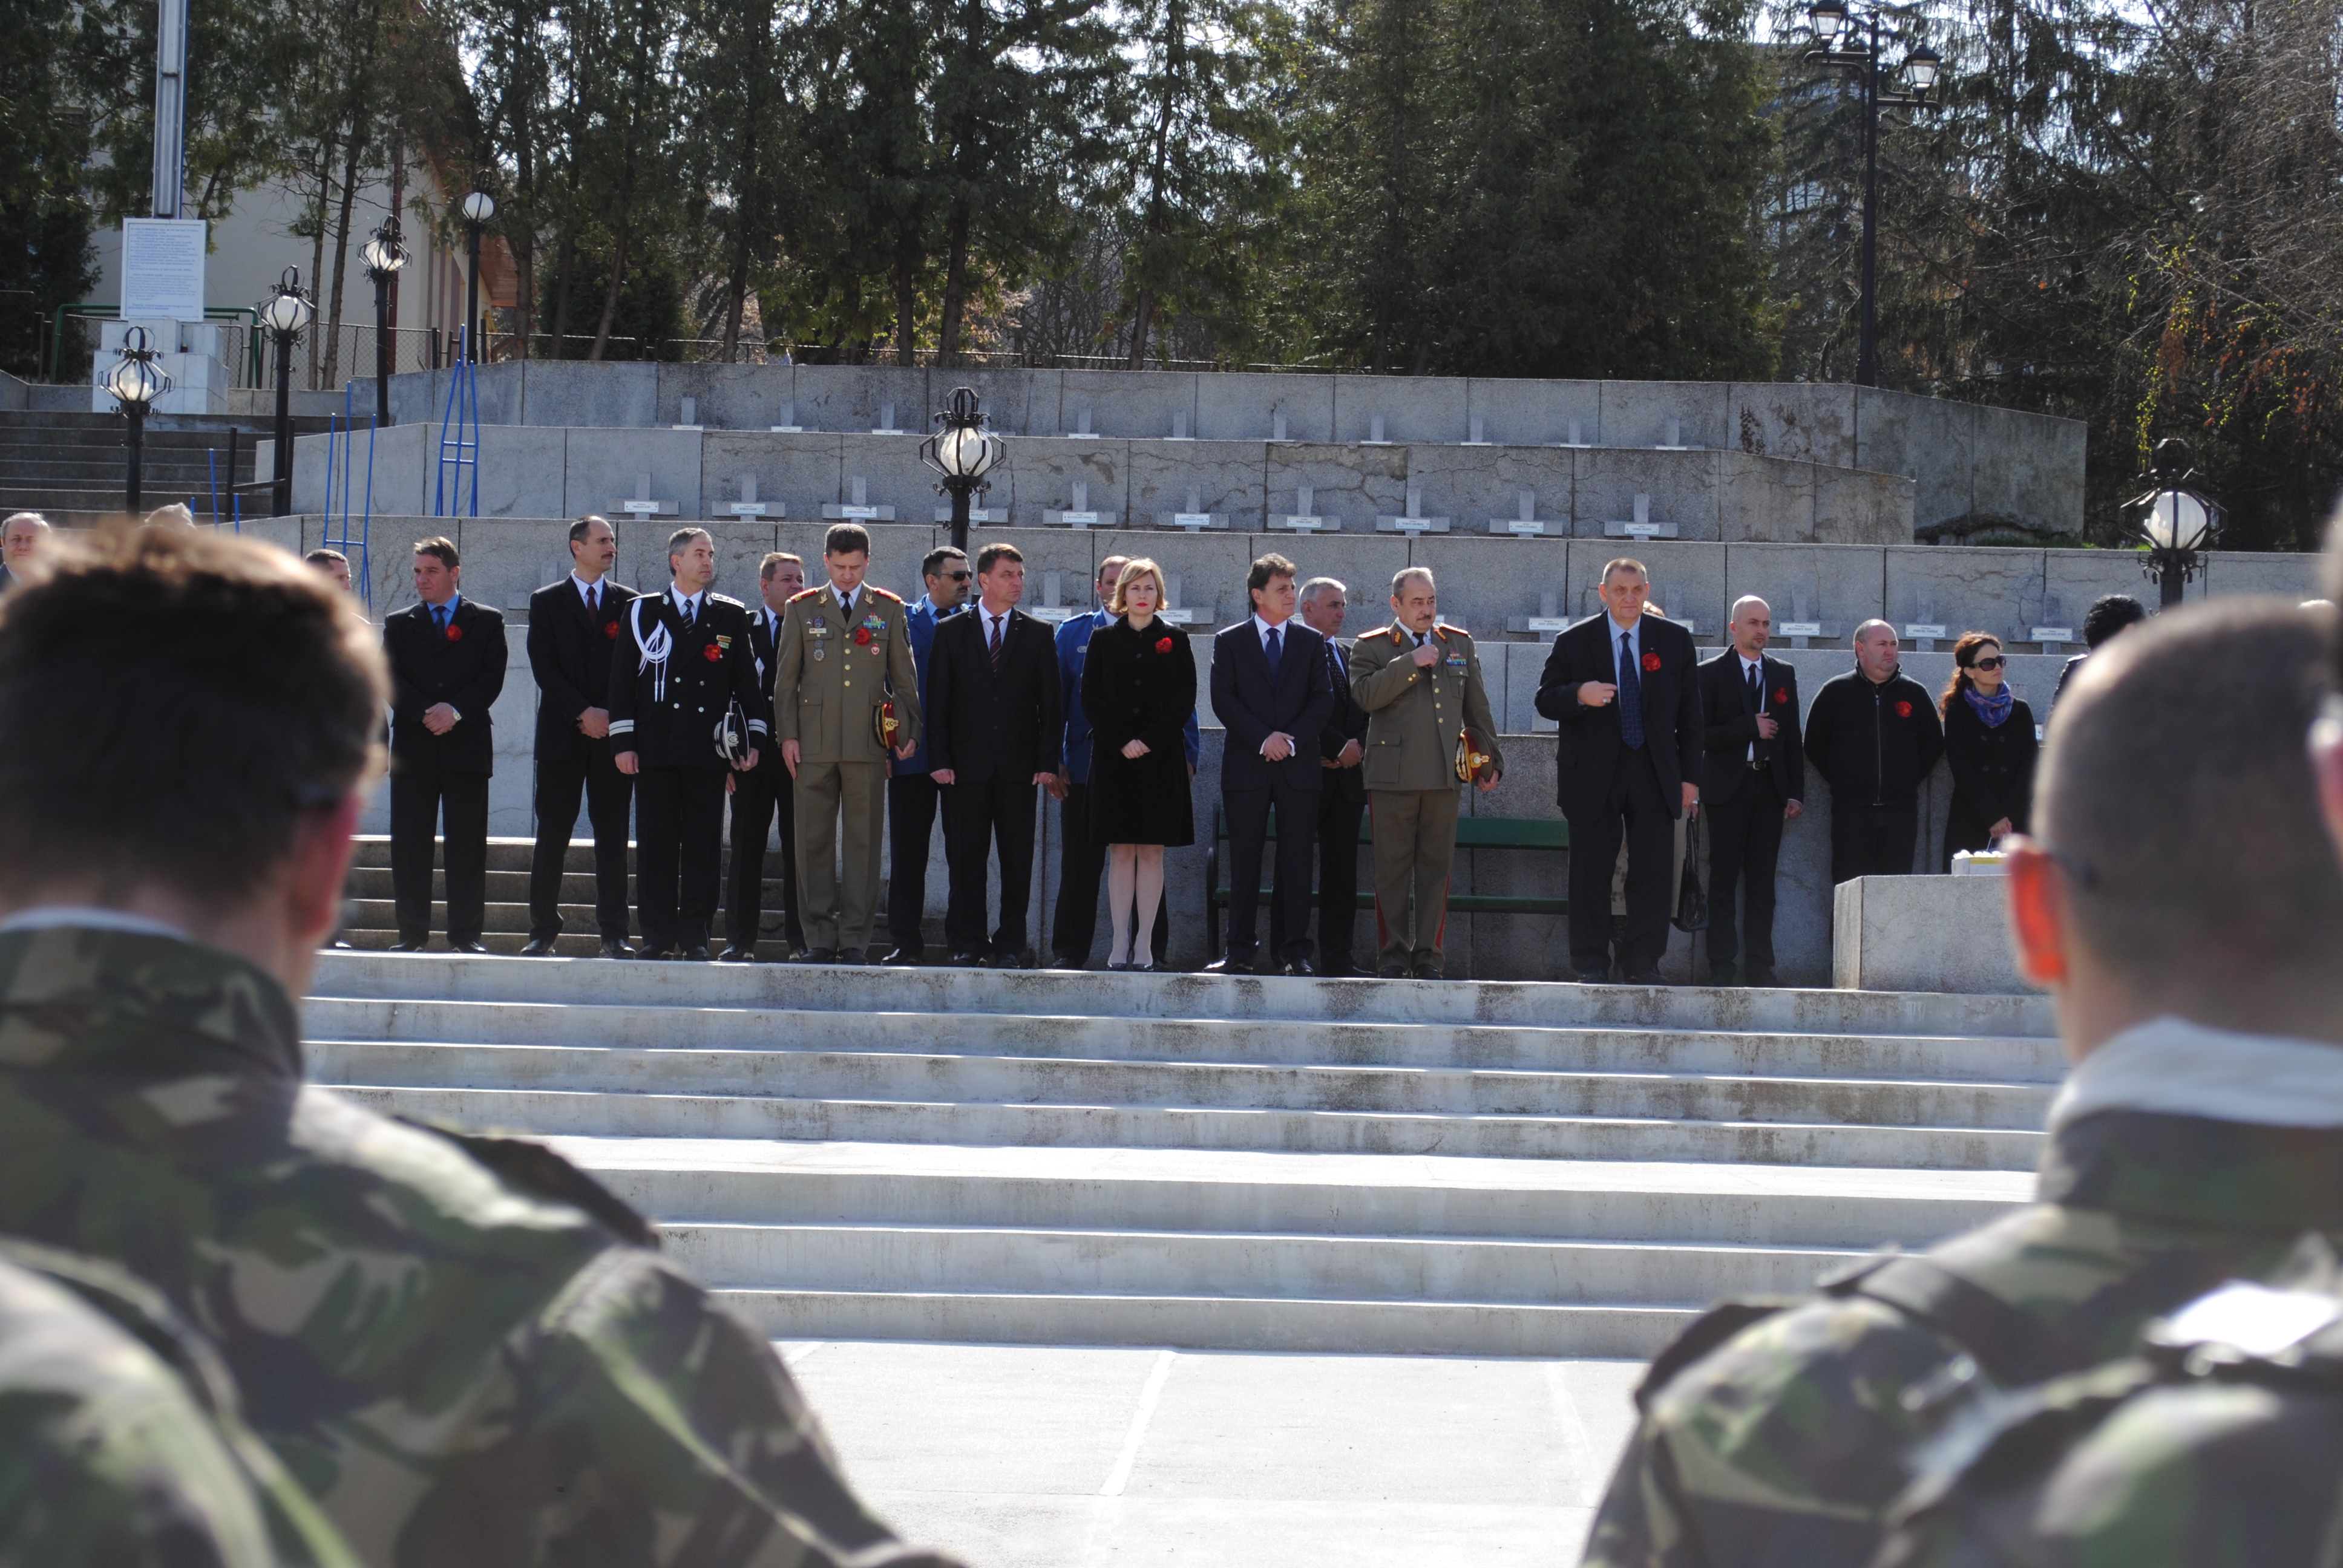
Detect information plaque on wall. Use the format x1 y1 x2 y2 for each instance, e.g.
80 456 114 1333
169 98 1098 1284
120 219 209 321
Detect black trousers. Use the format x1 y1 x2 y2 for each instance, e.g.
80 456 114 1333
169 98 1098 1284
944 773 1039 954
1831 802 1920 884
528 751 633 942
886 773 943 956
726 759 804 954
1566 751 1674 976
390 767 490 945
1050 782 1168 966
635 766 727 952
1270 786 1366 975
1704 769 1783 976
1224 781 1318 962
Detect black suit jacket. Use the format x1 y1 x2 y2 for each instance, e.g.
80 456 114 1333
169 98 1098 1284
385 598 508 776
1696 649 1804 806
527 577 639 763
1211 620 1335 793
925 607 1063 782
606 591 768 770
1532 613 1702 820
1317 638 1369 805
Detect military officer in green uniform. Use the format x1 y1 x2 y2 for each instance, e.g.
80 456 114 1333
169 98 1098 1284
773 523 923 964
0 523 959 1568
1346 566 1502 979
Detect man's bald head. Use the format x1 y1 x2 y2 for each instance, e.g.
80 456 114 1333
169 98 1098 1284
2039 597 2343 1013
2 514 49 569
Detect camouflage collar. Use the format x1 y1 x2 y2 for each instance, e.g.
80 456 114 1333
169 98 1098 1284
2039 1108 2343 1236
0 928 302 1082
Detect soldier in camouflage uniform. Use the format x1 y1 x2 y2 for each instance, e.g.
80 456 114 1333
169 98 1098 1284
1583 599 2343 1568
0 1238 356 1568
0 524 957 1568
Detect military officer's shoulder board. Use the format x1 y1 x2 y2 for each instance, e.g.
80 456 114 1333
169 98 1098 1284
788 587 823 603
708 592 746 610
868 586 904 604
1357 625 1398 641
1437 623 1472 639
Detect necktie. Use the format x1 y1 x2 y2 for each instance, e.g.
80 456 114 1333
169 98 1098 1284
988 613 1004 674
839 590 853 618
1265 625 1283 682
1747 662 1763 760
680 595 695 630
1618 632 1647 749
585 583 597 619
433 604 448 638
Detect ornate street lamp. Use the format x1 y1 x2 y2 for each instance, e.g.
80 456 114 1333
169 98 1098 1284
460 174 497 364
1804 4 1944 387
2128 438 2219 609
259 267 315 517
100 326 174 512
361 218 408 425
919 386 1005 552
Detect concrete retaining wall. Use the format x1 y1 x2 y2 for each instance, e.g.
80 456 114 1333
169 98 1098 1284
375 363 2083 539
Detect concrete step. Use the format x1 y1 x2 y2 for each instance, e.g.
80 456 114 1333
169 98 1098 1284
349 834 571 874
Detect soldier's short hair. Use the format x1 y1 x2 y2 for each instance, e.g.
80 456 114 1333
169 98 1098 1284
303 548 347 569
569 514 613 546
0 525 386 906
1098 554 1128 585
1391 566 1435 599
1600 557 1648 584
1109 558 1167 616
665 527 710 563
825 523 871 558
1300 577 1345 606
1247 554 1297 597
413 537 458 570
922 546 967 579
977 543 1023 575
760 551 802 583
2080 593 2146 648
2040 597 2343 996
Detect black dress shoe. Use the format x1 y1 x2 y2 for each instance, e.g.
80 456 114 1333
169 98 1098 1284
716 946 756 962
680 942 713 962
638 947 675 961
388 937 428 953
1202 956 1252 975
1745 968 1779 988
1281 958 1317 978
949 950 988 967
881 947 922 967
1049 951 1086 970
599 937 635 959
519 936 559 957
451 941 490 955
836 948 867 966
796 946 836 964
1624 969 1667 986
986 950 1025 970
1575 969 1610 985
329 938 355 950
1376 965 1410 979
1409 957 1443 980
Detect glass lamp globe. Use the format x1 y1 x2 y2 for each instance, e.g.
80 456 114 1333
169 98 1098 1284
261 275 314 336
2143 490 2212 553
361 228 407 275
1807 0 1848 44
1904 44 1942 93
461 189 497 224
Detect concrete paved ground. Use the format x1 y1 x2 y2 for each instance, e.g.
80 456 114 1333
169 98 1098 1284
779 1339 1644 1567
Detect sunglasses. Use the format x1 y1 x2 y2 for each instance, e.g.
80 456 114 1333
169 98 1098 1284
940 569 972 582
1970 656 2005 671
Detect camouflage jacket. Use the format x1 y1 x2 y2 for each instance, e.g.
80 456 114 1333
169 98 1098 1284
1877 1253 2343 1568
0 1236 355 1568
1581 1109 2343 1568
0 927 956 1568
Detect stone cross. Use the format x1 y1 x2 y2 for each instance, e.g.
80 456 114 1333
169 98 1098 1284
873 402 905 435
1904 586 1944 651
821 475 894 521
1565 418 1587 447
1467 416 1488 445
1489 487 1555 537
1170 410 1190 440
674 396 700 429
1167 485 1222 532
1272 410 1288 443
726 473 779 518
1604 492 1675 539
771 399 802 433
611 471 677 518
1368 414 1388 444
1273 483 1335 532
1376 483 1451 535
2031 593 2073 653
1073 407 1096 438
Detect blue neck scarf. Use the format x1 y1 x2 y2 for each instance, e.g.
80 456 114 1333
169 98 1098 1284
1963 682 2016 728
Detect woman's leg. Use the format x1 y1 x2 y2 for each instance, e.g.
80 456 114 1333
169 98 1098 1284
1131 845 1165 967
1106 844 1137 964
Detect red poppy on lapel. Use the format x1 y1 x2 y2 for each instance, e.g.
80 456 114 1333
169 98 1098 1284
1773 687 1788 705
604 620 620 640
1894 699 1913 718
854 626 873 646
445 622 462 642
1640 651 1661 673
1155 636 1173 654
702 642 723 663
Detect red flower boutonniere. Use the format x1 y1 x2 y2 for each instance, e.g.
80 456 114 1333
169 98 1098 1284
702 642 723 663
1773 687 1789 705
1894 699 1913 718
1641 651 1662 674
853 626 873 647
1155 636 1173 654
445 622 462 642
603 620 620 641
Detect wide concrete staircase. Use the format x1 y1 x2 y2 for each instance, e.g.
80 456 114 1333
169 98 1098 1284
0 409 330 521
304 948 2055 1357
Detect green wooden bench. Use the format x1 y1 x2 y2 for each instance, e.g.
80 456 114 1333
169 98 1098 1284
1204 806 1568 958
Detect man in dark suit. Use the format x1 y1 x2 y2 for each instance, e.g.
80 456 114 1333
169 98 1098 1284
1208 553 1335 976
721 551 808 962
609 528 767 960
1270 576 1369 975
926 543 1063 968
384 537 507 952
1696 595 1804 986
883 546 971 965
520 515 637 958
1533 557 1703 984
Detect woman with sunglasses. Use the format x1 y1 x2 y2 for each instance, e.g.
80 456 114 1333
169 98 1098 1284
1939 632 2038 869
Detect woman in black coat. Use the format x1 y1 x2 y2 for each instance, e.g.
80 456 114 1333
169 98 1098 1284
1939 632 2039 869
1080 558 1196 969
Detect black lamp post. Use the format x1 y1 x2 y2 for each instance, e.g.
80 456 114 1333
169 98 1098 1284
260 267 314 518
101 325 172 512
2128 437 2218 609
361 218 408 425
460 174 497 364
919 386 1005 553
1804 1 1942 388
